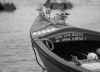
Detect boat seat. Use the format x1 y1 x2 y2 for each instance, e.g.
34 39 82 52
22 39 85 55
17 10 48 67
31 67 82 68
81 63 100 71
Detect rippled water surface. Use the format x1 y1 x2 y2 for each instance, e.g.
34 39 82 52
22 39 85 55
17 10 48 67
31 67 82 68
0 5 44 72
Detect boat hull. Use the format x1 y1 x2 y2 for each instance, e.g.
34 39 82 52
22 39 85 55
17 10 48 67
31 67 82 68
32 40 81 72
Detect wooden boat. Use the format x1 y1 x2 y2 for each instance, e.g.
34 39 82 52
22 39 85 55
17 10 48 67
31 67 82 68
30 1 100 72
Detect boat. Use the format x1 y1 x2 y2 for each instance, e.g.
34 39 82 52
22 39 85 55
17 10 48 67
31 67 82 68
0 1 16 12
30 0 100 72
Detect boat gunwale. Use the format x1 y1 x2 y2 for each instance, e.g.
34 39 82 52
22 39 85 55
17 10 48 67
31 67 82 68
38 27 100 39
31 16 100 39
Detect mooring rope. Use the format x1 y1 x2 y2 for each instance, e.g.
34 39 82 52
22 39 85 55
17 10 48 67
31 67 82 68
42 38 54 50
30 32 46 72
32 46 46 72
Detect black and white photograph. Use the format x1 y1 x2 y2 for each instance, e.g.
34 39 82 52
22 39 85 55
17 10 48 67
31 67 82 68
0 0 100 72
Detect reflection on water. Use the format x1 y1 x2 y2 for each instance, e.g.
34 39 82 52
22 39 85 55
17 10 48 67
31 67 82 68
0 6 43 72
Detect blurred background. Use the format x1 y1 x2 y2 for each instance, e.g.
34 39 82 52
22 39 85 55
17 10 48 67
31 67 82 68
0 0 100 72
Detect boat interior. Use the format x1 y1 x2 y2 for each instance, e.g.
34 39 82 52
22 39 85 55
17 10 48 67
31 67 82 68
52 40 100 61
41 30 100 63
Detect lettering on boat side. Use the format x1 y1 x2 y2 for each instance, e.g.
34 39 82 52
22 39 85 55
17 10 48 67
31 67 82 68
54 32 87 42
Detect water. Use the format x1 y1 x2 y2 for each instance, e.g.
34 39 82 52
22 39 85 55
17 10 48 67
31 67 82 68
0 5 43 72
